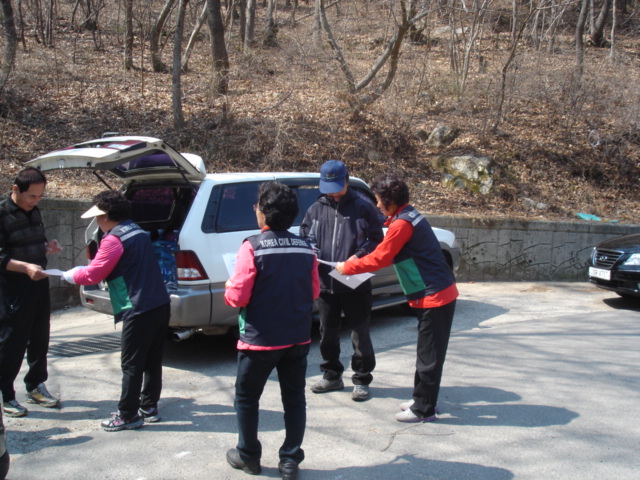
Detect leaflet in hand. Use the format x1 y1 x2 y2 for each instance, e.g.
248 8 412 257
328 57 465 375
43 269 65 276
223 253 237 278
329 269 374 289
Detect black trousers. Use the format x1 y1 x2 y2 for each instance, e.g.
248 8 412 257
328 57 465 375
411 300 456 418
118 303 170 419
235 344 309 465
316 291 376 386
0 277 51 401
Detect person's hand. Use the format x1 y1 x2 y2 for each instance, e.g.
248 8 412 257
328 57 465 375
46 239 62 254
335 262 346 275
25 264 47 281
62 267 82 284
225 279 232 289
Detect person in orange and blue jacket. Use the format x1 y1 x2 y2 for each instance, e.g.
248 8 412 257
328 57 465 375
336 173 458 423
224 181 320 480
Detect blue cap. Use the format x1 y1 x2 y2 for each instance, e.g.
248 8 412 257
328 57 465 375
319 160 348 194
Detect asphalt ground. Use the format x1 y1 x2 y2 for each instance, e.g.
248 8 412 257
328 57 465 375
4 282 640 480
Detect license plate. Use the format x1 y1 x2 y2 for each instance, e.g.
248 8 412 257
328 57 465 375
589 267 611 281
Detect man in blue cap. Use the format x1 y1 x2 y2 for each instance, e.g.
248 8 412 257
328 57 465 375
300 160 383 401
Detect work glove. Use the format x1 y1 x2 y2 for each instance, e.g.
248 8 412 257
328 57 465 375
62 266 82 284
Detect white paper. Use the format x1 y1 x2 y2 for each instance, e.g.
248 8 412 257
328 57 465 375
43 269 66 276
317 259 338 267
329 269 374 289
222 253 237 278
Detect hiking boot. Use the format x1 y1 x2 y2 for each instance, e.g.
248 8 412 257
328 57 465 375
395 408 438 423
26 383 60 408
101 411 144 432
310 378 344 394
139 407 161 423
226 448 261 475
3 399 28 418
278 459 299 480
352 384 370 402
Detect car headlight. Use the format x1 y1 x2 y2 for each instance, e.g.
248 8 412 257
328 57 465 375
623 254 640 266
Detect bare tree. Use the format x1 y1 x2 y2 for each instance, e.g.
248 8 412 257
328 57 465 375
124 0 134 70
150 0 176 72
263 0 277 47
182 1 208 71
312 0 322 47
319 0 429 116
448 0 490 97
575 0 588 78
492 4 536 133
207 0 229 94
589 0 612 47
609 0 617 57
173 0 189 129
244 0 256 52
0 0 18 97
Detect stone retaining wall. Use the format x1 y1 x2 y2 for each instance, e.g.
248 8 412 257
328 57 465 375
38 199 639 309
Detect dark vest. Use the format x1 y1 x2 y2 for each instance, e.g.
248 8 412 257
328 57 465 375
106 220 170 323
240 229 315 346
392 206 455 300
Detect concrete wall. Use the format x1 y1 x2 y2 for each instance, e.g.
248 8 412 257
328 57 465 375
427 215 639 282
37 199 640 310
39 198 93 310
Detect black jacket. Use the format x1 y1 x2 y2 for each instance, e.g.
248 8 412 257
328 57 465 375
300 189 383 293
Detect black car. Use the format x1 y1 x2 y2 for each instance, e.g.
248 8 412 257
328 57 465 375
588 233 640 298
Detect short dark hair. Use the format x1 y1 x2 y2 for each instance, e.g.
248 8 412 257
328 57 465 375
93 190 131 222
370 173 410 209
14 167 47 193
258 181 298 231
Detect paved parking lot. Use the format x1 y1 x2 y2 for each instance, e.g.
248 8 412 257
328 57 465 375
4 282 640 480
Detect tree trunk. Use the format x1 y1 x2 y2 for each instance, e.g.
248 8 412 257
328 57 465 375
609 0 616 57
173 0 189 130
182 2 208 72
124 0 134 70
575 0 588 78
150 0 176 73
312 0 321 47
0 0 18 97
244 0 256 52
207 0 229 95
589 0 612 47
263 0 278 47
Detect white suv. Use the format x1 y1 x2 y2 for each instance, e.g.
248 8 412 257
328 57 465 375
28 136 460 340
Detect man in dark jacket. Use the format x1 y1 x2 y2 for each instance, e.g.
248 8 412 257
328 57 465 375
300 160 383 402
0 167 62 419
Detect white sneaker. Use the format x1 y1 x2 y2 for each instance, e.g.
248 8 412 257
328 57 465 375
395 408 438 423
399 399 414 411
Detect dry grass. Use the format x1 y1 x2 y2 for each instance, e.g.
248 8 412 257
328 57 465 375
1 0 639 223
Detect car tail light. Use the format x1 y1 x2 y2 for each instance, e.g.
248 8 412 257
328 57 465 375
175 250 209 280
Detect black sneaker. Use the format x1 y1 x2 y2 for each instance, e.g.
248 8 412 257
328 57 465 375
101 412 144 432
226 448 261 475
310 378 344 393
138 407 161 423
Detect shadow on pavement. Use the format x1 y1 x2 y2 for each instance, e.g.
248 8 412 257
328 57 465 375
305 454 514 480
602 296 640 311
